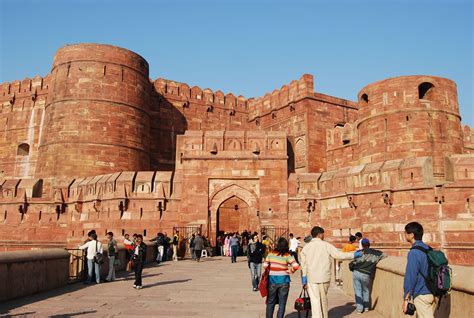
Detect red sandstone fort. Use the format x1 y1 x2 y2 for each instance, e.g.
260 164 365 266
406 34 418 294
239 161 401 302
0 44 473 265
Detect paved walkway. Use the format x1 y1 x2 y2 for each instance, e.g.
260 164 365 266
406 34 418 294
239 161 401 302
0 257 382 317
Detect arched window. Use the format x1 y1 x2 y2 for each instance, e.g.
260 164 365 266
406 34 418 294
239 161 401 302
17 143 30 156
418 82 434 100
360 93 369 106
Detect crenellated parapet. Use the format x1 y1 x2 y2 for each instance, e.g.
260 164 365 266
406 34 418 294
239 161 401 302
463 125 474 153
153 78 248 115
0 75 51 112
248 74 314 122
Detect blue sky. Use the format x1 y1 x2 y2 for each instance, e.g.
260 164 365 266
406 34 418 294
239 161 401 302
1 0 472 126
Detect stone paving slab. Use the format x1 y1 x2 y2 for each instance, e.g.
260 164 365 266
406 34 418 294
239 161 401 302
0 256 382 317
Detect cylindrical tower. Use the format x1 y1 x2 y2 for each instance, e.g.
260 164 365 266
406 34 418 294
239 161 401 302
356 75 463 179
36 44 151 178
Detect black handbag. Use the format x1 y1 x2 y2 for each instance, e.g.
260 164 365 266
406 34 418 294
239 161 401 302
93 241 104 264
294 287 311 312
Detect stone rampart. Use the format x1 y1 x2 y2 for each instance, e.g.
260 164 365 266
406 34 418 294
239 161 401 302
0 248 69 301
340 257 474 317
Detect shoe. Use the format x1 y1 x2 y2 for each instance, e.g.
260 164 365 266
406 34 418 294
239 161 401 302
356 311 363 315
364 308 370 312
136 285 143 289
253 288 258 292
133 284 137 288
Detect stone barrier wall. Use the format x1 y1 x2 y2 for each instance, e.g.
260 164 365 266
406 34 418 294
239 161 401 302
339 256 474 317
0 248 70 301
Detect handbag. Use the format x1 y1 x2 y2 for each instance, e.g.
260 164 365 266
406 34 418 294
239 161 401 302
259 262 271 298
294 287 311 312
93 241 104 264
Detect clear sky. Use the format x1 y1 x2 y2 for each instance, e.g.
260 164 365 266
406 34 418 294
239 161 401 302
1 0 473 126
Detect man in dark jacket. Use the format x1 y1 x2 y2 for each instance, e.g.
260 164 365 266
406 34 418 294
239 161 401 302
248 234 266 291
133 234 147 289
193 233 204 262
350 238 386 313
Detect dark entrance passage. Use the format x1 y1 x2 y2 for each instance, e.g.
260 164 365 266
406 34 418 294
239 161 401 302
216 196 252 235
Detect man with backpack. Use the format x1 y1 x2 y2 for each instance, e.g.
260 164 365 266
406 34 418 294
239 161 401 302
403 222 451 317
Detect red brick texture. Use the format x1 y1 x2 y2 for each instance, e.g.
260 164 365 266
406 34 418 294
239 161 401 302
0 44 473 265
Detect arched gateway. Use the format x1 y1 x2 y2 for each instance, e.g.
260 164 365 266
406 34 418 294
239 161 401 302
209 184 259 240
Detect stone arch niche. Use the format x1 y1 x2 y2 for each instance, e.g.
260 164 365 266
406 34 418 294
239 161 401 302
209 183 259 240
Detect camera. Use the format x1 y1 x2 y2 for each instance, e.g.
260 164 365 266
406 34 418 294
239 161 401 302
405 302 416 316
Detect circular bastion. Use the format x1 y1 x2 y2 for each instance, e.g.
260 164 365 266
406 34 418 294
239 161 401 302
355 75 463 177
36 44 152 178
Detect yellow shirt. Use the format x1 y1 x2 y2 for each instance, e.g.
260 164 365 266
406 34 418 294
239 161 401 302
342 243 357 252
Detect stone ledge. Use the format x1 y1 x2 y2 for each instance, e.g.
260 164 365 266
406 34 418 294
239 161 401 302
0 248 69 264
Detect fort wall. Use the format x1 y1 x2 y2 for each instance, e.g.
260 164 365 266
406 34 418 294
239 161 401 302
0 43 473 266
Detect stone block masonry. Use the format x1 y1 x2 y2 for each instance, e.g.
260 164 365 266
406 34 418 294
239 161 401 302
0 43 473 265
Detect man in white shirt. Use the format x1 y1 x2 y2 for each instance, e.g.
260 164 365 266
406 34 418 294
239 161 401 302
289 233 300 263
79 233 103 284
301 226 361 318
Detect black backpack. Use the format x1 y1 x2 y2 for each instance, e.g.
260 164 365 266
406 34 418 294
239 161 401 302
411 246 452 297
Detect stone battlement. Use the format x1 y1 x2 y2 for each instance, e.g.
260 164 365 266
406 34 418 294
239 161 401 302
248 74 314 121
153 78 248 114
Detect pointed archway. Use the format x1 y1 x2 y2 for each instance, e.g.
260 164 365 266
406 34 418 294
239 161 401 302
217 196 251 234
209 184 259 242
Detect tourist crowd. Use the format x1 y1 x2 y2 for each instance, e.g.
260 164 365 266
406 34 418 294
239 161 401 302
78 221 447 318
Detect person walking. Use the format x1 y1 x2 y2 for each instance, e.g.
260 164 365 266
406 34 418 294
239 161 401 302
289 233 300 263
248 233 265 291
229 232 240 263
172 230 179 261
217 234 224 256
300 226 360 318
123 233 134 271
156 233 165 264
224 234 231 257
79 232 103 284
355 232 364 250
194 232 204 262
403 222 436 317
263 237 300 318
105 231 118 282
349 238 386 313
189 233 196 260
163 232 170 261
343 235 358 252
133 234 147 289
150 232 165 264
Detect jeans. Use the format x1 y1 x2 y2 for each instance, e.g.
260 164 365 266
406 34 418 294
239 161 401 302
231 245 238 263
106 255 116 281
249 262 262 289
87 259 100 284
219 245 224 256
190 247 195 260
266 282 290 318
353 270 371 312
134 260 144 286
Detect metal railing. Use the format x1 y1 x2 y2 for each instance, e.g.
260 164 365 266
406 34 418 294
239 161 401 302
67 248 86 283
